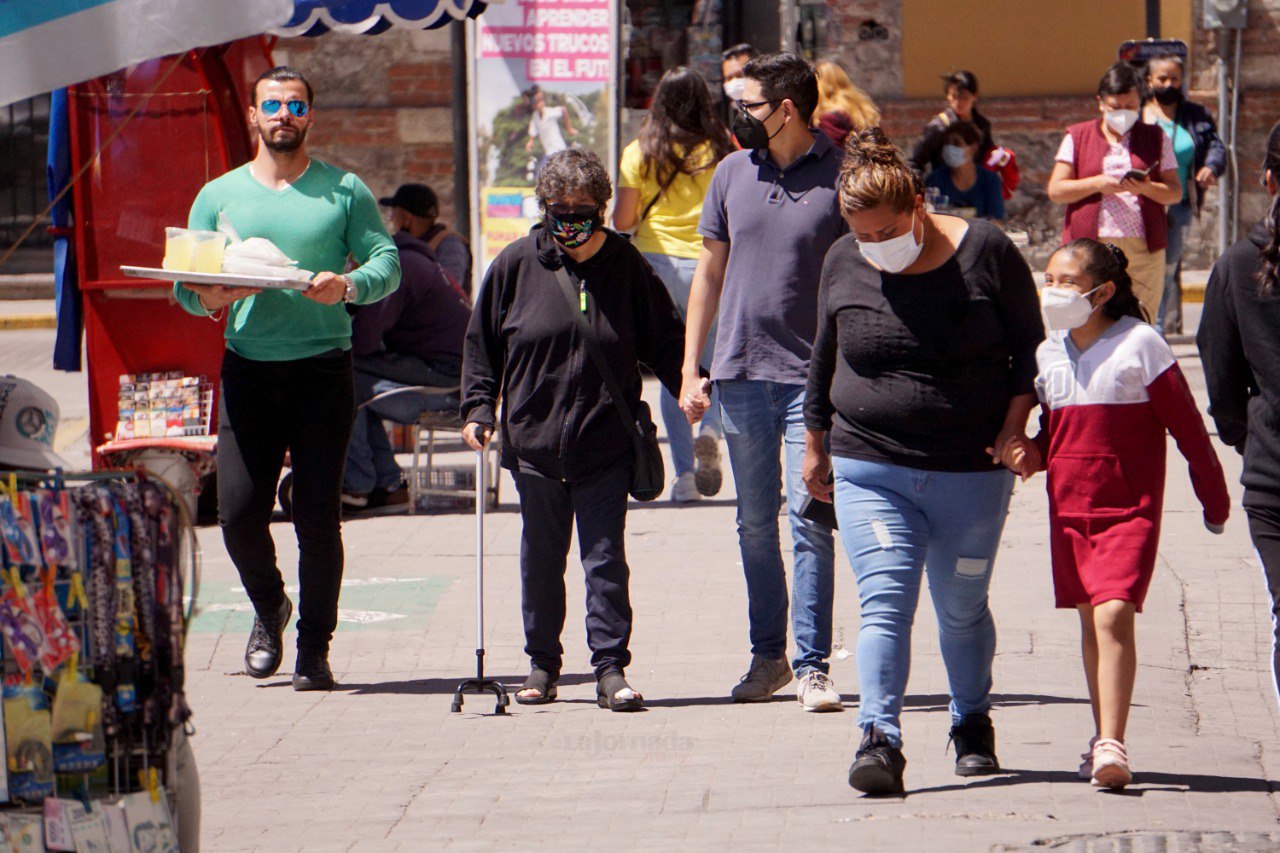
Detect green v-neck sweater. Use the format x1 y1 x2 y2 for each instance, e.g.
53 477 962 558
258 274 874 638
174 160 400 361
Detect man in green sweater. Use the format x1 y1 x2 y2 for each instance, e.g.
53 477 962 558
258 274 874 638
175 66 400 691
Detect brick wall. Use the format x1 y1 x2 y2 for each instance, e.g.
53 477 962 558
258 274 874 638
273 4 1280 268
271 28 461 226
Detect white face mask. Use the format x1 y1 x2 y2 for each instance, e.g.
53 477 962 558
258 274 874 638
723 78 746 101
1104 108 1139 136
858 211 924 274
1041 284 1103 331
942 144 969 168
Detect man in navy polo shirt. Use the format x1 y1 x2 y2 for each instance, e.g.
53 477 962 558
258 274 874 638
680 53 846 711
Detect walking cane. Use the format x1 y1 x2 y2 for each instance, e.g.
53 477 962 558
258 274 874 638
451 445 510 714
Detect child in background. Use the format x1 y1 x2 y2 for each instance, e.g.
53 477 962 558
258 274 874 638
1001 238 1230 790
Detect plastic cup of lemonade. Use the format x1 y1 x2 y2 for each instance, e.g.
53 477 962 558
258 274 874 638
162 228 197 271
191 231 228 274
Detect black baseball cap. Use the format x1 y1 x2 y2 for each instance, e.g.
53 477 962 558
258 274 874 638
379 183 438 218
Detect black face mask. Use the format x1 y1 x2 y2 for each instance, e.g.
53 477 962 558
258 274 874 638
732 103 782 150
1152 85 1183 106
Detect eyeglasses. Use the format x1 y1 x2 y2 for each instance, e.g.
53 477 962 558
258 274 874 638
547 204 597 217
260 99 309 118
735 99 776 112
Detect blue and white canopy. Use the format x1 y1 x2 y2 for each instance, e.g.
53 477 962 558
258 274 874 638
0 0 295 107
273 0 488 37
0 0 488 107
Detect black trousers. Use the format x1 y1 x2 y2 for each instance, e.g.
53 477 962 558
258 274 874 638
513 458 633 680
1245 503 1280 707
217 348 355 654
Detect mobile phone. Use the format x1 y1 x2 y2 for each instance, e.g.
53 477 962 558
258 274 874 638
1122 166 1151 182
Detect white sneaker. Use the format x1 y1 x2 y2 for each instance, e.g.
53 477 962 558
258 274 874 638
670 472 701 503
796 671 844 712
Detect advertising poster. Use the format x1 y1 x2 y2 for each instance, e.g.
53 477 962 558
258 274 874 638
467 0 619 289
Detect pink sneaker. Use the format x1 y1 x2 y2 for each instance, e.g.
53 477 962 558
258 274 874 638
1090 738 1132 790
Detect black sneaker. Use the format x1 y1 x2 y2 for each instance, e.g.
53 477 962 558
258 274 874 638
244 596 292 679
292 648 335 691
949 712 1000 776
848 726 906 795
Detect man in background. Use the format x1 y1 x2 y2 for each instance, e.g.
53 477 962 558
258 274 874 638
380 182 473 296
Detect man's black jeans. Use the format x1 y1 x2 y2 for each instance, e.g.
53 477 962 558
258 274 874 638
217 348 355 654
512 457 633 680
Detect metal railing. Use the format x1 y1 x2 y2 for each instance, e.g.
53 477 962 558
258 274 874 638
0 94 53 250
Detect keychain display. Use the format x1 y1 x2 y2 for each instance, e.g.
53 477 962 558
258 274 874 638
2 683 53 803
0 471 194 848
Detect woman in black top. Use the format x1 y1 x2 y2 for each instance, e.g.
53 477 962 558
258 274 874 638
908 70 996 176
1198 121 1280 712
461 147 687 711
803 128 1044 794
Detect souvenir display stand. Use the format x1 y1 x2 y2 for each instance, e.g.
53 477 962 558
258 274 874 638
0 470 197 851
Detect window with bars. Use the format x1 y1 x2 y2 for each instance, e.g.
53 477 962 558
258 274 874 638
0 94 53 252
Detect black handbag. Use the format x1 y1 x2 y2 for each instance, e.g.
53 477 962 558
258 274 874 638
552 264 665 501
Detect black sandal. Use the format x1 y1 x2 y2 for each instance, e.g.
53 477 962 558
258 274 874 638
515 668 558 705
596 671 644 712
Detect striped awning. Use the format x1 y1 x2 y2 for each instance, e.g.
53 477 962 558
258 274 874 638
273 0 488 37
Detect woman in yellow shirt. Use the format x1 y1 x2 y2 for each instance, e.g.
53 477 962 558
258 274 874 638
614 66 734 503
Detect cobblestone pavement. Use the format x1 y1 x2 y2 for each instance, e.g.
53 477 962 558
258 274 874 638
5 317 1278 850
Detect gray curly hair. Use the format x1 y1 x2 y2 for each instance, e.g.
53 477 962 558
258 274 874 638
535 145 612 211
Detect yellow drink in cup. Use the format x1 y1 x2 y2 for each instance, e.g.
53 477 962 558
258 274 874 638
162 228 196 271
191 233 228 273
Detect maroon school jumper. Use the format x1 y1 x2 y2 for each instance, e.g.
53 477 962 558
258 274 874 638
1033 317 1230 610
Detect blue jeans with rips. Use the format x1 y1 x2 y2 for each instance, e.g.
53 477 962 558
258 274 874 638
718 379 836 676
832 456 1014 747
642 252 723 477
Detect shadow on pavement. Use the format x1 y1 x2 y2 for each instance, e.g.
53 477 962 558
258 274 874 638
333 673 597 695
901 692 1094 710
908 768 1278 796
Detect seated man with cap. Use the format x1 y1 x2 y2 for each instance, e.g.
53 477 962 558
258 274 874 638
380 183 473 296
343 224 473 511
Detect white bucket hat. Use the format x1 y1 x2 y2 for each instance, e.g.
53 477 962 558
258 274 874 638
0 375 69 470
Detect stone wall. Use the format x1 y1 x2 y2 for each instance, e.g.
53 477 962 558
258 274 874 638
271 28 460 224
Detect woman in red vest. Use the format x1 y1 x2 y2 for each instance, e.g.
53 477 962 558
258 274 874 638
1047 63 1182 323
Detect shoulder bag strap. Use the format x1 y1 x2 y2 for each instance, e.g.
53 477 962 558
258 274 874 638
551 264 643 440
637 160 683 226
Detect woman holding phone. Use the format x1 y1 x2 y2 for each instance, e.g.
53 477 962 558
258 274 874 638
1047 63 1181 323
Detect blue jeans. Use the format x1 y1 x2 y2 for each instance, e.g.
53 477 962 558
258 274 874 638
719 380 836 676
343 371 458 494
832 456 1015 747
1158 200 1194 332
643 252 723 476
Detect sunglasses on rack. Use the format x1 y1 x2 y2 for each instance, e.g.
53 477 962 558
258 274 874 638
259 99 310 118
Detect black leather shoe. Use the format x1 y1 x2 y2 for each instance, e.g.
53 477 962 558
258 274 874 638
244 597 292 679
292 648 335 691
848 726 906 795
949 712 1000 776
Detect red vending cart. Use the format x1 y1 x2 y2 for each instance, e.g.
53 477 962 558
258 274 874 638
66 41 273 501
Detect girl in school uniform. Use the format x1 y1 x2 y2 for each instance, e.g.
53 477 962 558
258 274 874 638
1001 238 1230 789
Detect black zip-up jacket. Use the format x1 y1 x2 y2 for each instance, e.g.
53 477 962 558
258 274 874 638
908 108 996 175
461 225 686 481
1162 97 1227 216
1198 221 1280 508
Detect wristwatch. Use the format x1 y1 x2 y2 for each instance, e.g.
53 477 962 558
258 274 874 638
341 276 358 304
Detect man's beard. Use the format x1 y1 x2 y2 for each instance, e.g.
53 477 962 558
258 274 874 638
260 122 306 153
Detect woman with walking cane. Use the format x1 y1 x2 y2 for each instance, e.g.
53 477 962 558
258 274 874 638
460 147 688 712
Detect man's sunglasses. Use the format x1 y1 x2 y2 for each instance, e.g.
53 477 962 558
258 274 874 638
260 99 310 118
